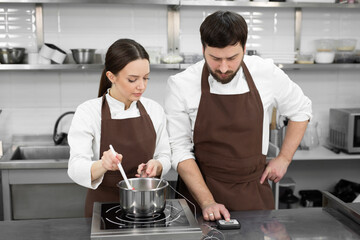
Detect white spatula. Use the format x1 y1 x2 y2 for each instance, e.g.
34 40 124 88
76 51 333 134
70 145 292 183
109 144 134 190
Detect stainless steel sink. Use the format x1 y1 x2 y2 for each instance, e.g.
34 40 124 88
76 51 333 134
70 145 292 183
10 145 70 160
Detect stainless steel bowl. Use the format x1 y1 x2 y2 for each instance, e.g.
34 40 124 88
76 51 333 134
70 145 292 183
0 48 25 64
117 178 168 217
71 48 96 64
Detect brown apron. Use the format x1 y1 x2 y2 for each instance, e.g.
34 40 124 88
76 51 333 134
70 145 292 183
84 95 156 217
177 62 274 212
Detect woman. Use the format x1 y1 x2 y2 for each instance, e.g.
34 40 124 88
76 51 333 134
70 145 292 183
67 39 171 217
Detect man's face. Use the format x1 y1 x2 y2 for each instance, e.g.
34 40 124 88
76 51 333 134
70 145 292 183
203 43 245 84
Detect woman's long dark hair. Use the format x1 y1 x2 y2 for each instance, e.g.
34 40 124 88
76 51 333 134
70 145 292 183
98 39 150 97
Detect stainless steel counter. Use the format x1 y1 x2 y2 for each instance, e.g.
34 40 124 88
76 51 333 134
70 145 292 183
0 202 359 240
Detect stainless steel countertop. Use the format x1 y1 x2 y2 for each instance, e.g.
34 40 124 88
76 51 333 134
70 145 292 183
1 204 359 240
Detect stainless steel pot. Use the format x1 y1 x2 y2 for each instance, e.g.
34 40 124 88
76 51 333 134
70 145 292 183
117 178 168 217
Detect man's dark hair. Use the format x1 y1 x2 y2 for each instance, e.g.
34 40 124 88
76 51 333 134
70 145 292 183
200 11 248 49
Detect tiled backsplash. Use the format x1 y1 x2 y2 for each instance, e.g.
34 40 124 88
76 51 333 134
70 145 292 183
0 4 37 52
0 3 360 149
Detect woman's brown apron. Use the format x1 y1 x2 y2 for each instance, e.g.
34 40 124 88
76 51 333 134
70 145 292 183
84 95 156 217
177 62 274 212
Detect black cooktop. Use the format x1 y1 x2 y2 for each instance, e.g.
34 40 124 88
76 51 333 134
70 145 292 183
100 200 190 230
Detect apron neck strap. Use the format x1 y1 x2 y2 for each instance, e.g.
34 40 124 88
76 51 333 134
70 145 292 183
101 94 147 120
200 61 257 93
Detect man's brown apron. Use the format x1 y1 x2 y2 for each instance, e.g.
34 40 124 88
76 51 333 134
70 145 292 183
84 95 156 217
177 61 274 212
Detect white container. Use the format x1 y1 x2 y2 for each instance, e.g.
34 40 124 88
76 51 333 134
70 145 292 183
39 43 67 64
39 44 54 59
315 51 335 64
51 49 67 64
38 55 51 65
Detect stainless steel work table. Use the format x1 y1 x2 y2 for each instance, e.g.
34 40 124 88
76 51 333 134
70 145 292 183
0 196 359 240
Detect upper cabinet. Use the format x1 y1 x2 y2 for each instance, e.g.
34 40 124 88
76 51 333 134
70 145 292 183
0 0 359 71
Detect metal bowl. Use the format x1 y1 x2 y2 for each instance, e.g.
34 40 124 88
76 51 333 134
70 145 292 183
117 178 168 217
71 48 96 64
0 48 25 64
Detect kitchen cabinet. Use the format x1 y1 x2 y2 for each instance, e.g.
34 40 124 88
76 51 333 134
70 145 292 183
0 0 359 71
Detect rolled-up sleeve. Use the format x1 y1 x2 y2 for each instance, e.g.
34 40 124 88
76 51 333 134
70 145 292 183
165 76 196 171
272 65 312 122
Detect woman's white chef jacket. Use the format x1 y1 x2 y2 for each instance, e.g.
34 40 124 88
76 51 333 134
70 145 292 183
165 55 313 171
68 92 171 189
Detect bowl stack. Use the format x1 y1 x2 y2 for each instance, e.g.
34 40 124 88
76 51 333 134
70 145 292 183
334 39 357 64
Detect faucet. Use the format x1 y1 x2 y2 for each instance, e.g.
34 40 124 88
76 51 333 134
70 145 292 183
53 111 75 145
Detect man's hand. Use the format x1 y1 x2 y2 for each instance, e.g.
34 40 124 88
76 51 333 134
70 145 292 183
202 201 231 222
260 155 290 184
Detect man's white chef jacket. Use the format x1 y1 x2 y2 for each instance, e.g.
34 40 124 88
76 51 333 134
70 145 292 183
68 92 171 189
165 55 312 171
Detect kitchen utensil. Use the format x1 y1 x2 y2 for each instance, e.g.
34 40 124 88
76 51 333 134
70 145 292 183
315 39 337 52
315 51 335 64
71 48 96 64
156 178 163 188
334 51 355 63
0 48 25 64
337 39 357 52
117 177 168 217
300 121 320 150
39 43 67 64
109 144 134 190
296 52 314 64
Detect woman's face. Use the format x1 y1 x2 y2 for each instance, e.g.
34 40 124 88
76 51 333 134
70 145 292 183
107 59 150 109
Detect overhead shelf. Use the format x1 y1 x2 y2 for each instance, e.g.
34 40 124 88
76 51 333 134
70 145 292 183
1 63 360 71
180 1 360 9
0 0 359 8
0 0 179 5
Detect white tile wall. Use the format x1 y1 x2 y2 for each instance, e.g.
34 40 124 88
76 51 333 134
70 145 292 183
0 4 37 51
300 8 360 52
42 4 168 55
179 6 295 54
0 4 359 151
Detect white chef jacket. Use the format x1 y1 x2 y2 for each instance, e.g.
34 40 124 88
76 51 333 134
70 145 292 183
67 91 171 189
165 55 312 171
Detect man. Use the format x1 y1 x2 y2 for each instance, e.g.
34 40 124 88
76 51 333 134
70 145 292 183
165 11 312 221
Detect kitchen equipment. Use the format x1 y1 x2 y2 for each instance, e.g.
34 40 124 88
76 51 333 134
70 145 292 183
71 48 96 64
117 177 167 217
300 121 320 150
299 190 322 207
315 51 335 64
161 53 183 64
109 144 133 190
90 199 202 240
296 52 314 64
315 39 337 52
334 51 356 63
0 48 25 64
337 39 357 52
329 108 360 153
355 49 360 63
39 43 67 64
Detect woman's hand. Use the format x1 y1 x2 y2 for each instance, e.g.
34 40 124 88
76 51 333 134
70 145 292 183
136 159 163 178
101 149 123 171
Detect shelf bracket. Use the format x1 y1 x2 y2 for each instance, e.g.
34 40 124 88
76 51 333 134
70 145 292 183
35 3 44 51
295 7 302 53
167 5 180 53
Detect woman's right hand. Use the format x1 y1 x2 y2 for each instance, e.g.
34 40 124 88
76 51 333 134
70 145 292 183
101 149 123 171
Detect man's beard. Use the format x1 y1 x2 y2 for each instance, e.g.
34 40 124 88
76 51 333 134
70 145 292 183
206 62 242 84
